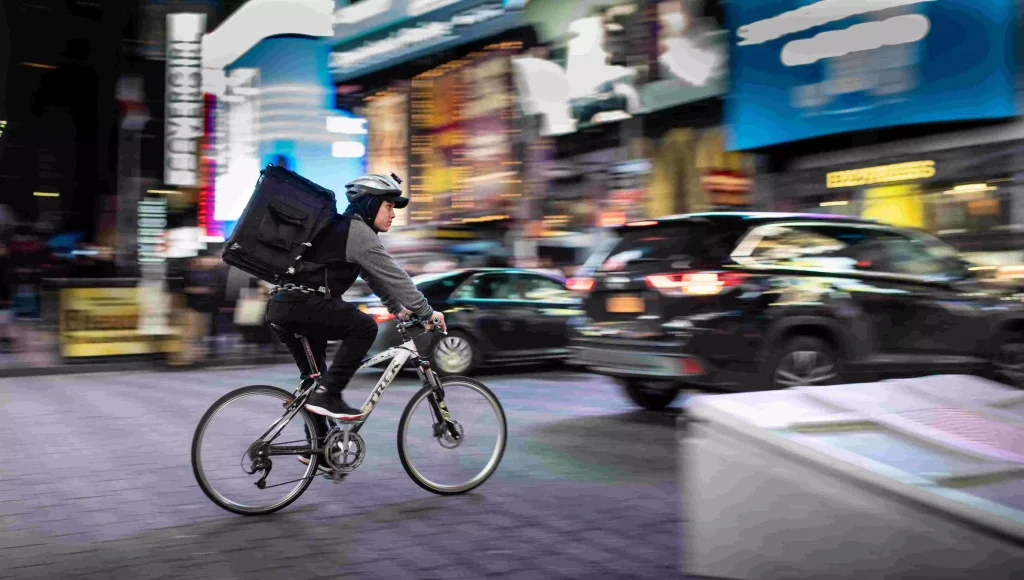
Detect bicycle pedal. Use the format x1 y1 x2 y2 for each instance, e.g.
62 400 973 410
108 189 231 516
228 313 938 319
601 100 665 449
322 471 348 483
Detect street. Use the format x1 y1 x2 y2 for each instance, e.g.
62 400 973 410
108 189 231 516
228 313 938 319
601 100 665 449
0 365 682 579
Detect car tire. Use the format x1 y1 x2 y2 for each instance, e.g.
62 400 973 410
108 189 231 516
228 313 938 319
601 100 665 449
431 331 479 377
763 336 842 390
990 331 1024 388
621 379 679 411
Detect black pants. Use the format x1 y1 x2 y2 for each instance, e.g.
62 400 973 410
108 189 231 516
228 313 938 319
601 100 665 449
265 291 378 396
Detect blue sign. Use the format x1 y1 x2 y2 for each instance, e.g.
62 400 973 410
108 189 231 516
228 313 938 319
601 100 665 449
724 0 1018 151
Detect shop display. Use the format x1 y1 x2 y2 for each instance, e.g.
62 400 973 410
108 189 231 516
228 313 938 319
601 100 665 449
409 46 521 227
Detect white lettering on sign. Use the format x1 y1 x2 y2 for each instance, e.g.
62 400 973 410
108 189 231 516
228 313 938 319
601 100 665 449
334 0 393 25
138 199 168 265
407 0 463 17
165 13 206 187
736 0 933 46
329 3 506 72
332 141 367 158
326 116 368 135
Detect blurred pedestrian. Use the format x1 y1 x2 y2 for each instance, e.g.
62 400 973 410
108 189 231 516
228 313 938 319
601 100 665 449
179 251 227 364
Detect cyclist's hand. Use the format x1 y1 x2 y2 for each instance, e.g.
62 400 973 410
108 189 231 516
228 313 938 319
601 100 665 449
397 309 413 321
426 311 447 334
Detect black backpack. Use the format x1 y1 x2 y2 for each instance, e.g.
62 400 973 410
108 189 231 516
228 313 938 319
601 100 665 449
222 164 337 284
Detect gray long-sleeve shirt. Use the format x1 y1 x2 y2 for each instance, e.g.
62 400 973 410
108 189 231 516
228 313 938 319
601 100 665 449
345 218 434 320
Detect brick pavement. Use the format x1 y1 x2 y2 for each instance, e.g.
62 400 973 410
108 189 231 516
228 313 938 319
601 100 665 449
0 366 683 579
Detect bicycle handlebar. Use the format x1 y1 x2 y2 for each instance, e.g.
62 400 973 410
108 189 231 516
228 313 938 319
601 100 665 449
396 314 446 334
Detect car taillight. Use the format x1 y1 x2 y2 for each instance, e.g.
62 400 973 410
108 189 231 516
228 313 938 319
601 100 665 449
644 271 749 296
365 306 395 323
567 277 595 292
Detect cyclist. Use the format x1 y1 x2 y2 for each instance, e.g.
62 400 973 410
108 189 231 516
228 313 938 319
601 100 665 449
266 173 447 430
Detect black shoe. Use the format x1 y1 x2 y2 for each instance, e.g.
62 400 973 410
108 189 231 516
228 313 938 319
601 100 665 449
304 386 364 420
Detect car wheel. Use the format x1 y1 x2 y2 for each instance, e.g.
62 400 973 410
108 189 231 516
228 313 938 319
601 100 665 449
621 379 679 411
992 333 1024 388
432 331 478 377
764 336 842 389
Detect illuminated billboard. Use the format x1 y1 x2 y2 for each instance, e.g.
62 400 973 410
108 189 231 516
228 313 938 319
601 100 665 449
724 0 1019 150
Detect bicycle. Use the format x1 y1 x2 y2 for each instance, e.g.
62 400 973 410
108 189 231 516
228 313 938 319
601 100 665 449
190 315 507 515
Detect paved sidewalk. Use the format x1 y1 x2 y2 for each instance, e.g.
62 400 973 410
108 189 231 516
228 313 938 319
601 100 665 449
0 366 683 579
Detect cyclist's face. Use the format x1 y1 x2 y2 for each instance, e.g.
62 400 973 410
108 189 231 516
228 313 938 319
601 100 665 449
374 200 396 232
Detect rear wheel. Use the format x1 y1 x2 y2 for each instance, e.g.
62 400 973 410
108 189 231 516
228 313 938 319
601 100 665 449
621 379 680 411
191 385 321 515
764 336 842 389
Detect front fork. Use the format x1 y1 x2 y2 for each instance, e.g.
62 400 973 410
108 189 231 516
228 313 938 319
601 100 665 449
417 362 461 441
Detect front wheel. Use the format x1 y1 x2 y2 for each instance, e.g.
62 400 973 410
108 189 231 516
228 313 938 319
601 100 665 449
431 331 479 376
397 376 507 495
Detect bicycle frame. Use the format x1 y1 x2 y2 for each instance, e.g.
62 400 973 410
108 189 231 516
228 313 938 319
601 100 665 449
261 324 457 457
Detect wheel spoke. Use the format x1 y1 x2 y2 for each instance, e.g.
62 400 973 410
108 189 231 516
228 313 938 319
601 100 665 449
192 386 320 515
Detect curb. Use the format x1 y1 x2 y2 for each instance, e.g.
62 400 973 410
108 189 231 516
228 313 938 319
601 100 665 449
0 354 296 378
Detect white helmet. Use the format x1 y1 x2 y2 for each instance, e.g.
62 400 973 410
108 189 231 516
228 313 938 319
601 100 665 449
344 172 408 208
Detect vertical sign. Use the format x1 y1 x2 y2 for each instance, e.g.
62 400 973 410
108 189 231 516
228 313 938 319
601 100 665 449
199 93 221 238
165 13 206 186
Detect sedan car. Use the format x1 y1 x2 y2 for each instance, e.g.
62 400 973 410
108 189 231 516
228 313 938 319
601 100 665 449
570 212 1024 410
359 268 584 375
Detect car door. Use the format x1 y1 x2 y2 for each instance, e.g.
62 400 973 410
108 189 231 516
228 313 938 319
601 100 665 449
517 273 582 351
448 272 530 354
864 231 994 357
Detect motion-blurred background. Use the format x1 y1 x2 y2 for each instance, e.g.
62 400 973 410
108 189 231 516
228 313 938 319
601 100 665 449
0 0 1020 382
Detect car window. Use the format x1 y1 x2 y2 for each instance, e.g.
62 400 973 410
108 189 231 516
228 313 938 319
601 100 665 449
871 235 963 277
453 273 520 300
733 224 965 278
733 225 856 270
521 275 573 302
598 222 737 272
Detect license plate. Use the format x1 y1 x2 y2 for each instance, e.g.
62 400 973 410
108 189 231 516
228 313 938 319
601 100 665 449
606 295 644 313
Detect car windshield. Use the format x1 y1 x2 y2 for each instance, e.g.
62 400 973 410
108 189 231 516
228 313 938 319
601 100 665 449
412 271 461 285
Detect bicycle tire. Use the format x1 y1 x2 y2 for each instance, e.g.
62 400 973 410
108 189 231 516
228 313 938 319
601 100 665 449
191 385 321 515
397 376 507 495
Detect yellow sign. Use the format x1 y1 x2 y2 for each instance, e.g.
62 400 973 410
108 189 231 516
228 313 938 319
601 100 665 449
827 160 935 189
861 184 925 229
59 287 177 357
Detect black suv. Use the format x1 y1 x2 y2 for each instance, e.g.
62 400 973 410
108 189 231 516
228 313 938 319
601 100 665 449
569 212 1024 410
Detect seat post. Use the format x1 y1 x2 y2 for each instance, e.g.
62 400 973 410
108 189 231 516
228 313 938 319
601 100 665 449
298 334 320 378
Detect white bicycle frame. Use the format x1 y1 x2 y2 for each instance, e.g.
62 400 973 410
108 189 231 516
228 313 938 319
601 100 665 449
352 337 421 417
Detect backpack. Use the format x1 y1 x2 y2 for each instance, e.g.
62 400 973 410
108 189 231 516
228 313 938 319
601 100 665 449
222 164 338 284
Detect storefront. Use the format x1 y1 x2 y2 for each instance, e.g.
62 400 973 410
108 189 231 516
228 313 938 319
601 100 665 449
329 0 535 260
724 0 1023 273
522 0 755 230
328 0 756 267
